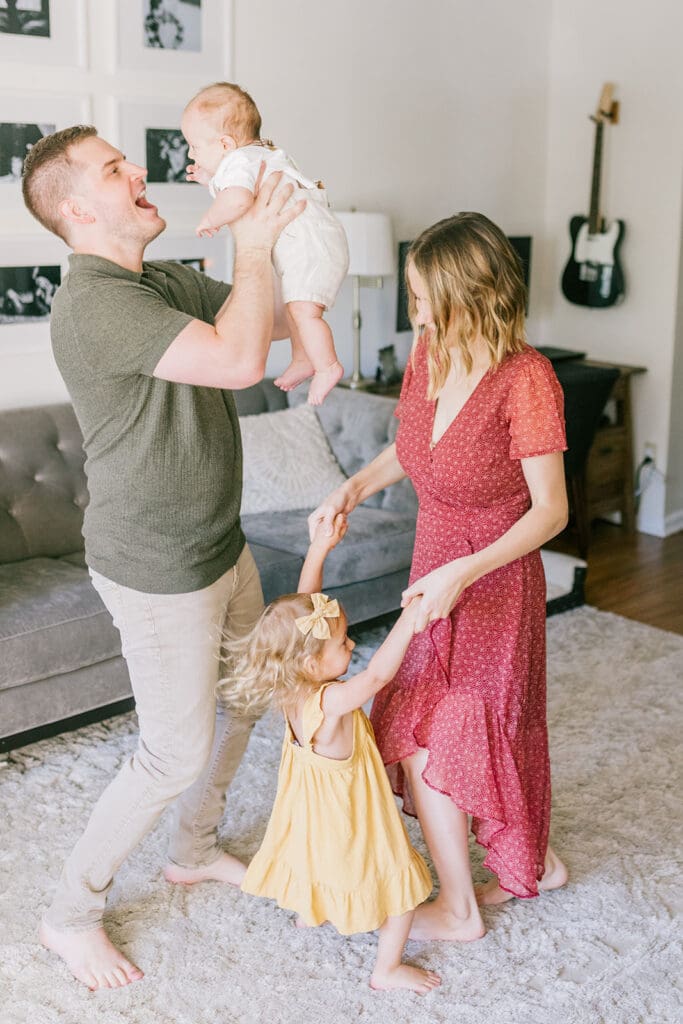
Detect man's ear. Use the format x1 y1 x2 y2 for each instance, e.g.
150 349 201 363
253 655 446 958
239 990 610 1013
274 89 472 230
219 134 238 153
58 197 95 226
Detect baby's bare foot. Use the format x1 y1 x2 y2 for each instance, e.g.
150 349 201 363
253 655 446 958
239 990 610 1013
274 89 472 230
39 920 143 991
163 851 246 887
307 361 344 405
274 358 315 392
409 899 485 942
476 846 568 906
370 964 442 995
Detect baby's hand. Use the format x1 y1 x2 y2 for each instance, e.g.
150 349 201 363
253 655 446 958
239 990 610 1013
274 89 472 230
195 213 221 239
186 163 211 186
310 512 347 554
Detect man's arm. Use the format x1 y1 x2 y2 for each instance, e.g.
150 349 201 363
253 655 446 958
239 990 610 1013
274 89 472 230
153 171 304 389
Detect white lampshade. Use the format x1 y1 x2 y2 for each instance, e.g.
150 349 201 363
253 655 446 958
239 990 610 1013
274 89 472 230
336 211 394 277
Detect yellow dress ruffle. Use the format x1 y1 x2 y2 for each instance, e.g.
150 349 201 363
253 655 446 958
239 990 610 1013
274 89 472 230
241 685 433 935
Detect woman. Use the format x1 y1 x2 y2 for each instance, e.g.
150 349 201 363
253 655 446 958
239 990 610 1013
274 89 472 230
309 213 569 940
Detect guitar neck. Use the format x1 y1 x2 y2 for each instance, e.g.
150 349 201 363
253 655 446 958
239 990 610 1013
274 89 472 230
588 120 603 234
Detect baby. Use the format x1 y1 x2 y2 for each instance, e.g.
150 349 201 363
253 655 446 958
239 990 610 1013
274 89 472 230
182 82 349 405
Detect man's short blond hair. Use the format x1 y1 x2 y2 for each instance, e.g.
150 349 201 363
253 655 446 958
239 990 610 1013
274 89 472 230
21 125 98 242
185 82 262 144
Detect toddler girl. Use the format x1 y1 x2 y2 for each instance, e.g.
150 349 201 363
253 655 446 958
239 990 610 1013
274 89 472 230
182 82 349 405
218 516 441 995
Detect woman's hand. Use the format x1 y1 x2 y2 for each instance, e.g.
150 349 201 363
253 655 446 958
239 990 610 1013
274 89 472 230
401 557 477 633
308 484 356 542
309 512 348 556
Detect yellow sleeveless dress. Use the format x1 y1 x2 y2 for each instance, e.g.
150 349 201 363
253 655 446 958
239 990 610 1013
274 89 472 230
241 684 433 935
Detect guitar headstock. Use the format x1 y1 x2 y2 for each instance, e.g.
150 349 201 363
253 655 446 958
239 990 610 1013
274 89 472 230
591 82 619 125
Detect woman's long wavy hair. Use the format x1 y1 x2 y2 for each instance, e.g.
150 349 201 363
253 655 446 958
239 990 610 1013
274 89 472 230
407 212 528 399
217 593 343 717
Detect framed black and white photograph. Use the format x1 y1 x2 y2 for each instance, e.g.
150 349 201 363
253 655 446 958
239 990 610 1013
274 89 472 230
0 263 60 324
117 0 231 75
0 0 86 66
145 128 190 184
0 0 50 37
145 231 232 284
0 94 91 208
0 120 54 182
0 235 69 351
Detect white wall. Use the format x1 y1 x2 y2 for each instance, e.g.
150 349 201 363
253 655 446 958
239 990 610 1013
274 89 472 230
235 0 553 376
538 0 683 535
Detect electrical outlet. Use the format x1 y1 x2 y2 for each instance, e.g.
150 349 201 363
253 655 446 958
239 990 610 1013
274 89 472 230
644 442 657 463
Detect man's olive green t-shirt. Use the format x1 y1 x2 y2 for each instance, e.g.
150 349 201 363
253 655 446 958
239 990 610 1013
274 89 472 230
51 253 245 594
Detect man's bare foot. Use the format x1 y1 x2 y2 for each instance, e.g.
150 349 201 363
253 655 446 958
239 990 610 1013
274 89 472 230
408 899 485 942
39 920 143 991
475 846 569 906
163 851 246 887
274 358 314 392
370 964 442 994
307 361 344 405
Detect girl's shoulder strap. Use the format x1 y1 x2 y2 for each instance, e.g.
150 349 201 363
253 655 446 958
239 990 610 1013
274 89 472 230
301 684 331 749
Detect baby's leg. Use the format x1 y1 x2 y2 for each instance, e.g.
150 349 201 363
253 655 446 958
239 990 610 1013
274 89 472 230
370 911 441 995
286 301 343 405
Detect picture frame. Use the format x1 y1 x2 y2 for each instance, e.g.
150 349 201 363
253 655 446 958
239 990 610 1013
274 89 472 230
145 231 232 285
117 100 206 205
116 0 232 77
0 0 87 68
0 92 92 202
0 234 70 351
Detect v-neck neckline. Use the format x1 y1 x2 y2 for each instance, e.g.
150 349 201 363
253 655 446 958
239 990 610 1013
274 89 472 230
429 364 493 452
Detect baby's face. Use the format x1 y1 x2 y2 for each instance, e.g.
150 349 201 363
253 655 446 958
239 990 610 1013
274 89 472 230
181 109 228 175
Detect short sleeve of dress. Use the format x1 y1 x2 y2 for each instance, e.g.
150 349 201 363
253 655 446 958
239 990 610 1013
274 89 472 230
506 355 568 459
210 151 259 195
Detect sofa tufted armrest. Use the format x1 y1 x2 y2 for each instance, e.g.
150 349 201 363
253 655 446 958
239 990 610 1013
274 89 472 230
288 387 418 515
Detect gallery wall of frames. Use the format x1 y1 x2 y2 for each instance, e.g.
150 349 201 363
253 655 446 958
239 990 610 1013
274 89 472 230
0 0 233 406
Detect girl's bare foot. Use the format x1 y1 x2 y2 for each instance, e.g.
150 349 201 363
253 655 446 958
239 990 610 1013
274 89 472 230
370 964 442 994
307 361 344 405
39 920 144 991
408 899 485 942
163 851 246 887
274 357 314 392
475 846 569 905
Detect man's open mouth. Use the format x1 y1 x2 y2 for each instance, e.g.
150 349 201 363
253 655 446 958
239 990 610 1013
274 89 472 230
135 188 155 210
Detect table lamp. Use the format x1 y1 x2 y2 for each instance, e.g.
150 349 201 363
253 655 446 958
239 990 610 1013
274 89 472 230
336 211 394 388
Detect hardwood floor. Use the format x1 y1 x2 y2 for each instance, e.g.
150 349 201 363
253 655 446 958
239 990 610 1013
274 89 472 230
549 521 683 634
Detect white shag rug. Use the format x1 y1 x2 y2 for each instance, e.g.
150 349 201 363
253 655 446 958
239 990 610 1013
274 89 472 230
1 606 682 1024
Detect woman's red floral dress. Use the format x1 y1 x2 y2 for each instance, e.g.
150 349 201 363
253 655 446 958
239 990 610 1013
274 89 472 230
369 339 567 898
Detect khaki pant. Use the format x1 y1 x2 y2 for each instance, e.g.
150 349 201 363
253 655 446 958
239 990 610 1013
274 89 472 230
44 545 264 931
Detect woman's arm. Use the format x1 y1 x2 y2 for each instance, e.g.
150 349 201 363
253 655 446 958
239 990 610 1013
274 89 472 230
322 600 419 717
307 442 406 540
402 450 568 632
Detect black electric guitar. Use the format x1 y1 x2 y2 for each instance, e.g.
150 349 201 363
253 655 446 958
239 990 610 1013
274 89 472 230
561 84 625 308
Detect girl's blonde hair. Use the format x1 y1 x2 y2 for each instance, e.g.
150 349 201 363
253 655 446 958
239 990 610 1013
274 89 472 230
407 212 528 399
217 593 344 716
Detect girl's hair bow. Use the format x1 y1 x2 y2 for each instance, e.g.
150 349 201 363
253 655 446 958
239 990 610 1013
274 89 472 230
294 592 340 640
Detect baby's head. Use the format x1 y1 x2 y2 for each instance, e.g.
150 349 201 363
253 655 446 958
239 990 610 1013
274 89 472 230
217 592 355 716
181 82 262 175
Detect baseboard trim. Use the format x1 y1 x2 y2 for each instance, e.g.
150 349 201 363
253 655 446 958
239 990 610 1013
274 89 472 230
664 509 683 536
0 697 136 755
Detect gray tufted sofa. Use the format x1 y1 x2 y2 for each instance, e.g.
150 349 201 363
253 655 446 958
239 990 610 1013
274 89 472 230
0 382 417 750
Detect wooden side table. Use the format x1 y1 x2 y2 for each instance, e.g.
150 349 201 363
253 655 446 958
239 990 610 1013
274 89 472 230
581 360 646 535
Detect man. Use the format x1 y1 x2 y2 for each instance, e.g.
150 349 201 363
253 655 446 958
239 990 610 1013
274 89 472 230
21 125 302 990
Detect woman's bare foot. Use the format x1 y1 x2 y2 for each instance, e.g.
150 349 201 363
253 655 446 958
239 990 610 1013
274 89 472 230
370 964 442 994
307 361 344 405
408 899 485 942
274 357 314 392
163 851 246 887
475 846 569 905
39 920 144 991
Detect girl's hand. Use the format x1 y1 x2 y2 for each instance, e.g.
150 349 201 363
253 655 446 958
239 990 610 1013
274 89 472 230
310 512 347 555
308 485 355 542
401 557 477 633
186 163 211 186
